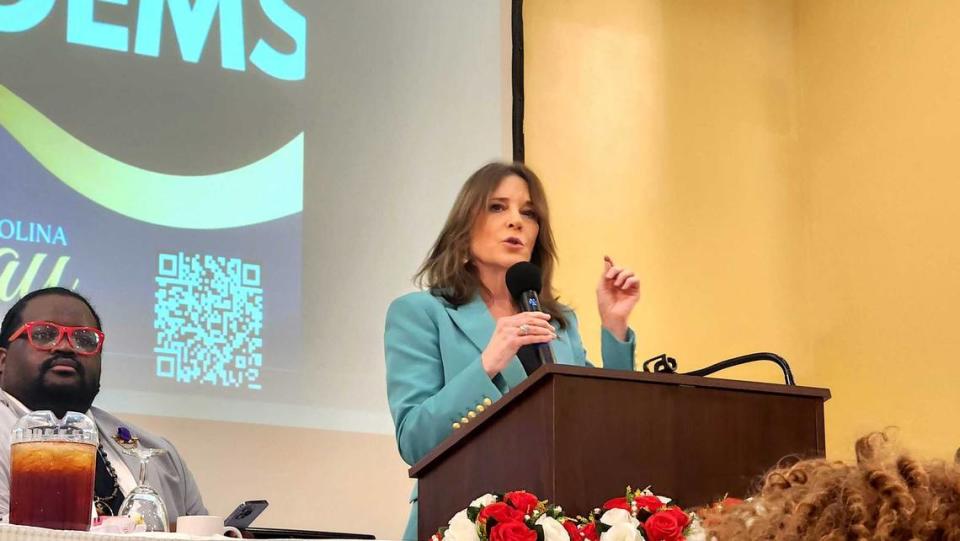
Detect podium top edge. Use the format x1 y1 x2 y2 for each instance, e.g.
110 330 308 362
408 364 830 477
546 364 832 398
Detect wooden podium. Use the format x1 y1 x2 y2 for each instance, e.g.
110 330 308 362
409 364 830 539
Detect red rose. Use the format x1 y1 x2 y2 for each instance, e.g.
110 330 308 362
478 502 524 525
581 522 599 541
662 507 690 529
634 495 665 513
489 521 537 541
603 497 630 511
562 520 581 540
504 491 539 515
643 508 688 541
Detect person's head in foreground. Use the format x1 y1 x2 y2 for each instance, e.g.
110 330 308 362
706 431 960 540
0 287 103 418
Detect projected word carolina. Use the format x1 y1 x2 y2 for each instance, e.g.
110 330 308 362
0 0 306 81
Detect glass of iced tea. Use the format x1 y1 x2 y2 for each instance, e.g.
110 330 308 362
9 411 98 531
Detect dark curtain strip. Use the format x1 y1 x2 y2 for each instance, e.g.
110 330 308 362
512 0 525 162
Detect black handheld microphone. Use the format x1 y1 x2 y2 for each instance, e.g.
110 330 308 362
505 262 555 374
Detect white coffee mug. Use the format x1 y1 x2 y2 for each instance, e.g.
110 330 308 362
176 515 241 538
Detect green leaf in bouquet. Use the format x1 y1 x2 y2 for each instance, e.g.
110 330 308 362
467 506 481 522
535 500 547 515
533 523 545 541
584 505 597 521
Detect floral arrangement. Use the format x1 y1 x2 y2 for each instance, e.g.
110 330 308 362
433 490 566 541
690 497 744 534
566 487 704 541
433 487 707 541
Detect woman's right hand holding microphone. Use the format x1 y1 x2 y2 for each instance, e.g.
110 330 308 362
480 312 555 377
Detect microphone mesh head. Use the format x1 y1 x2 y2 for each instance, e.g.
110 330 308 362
505 262 543 300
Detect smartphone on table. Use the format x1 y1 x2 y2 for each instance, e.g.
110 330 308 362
225 500 269 530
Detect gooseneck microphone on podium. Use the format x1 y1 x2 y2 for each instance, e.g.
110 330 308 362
506 262 555 375
642 351 796 385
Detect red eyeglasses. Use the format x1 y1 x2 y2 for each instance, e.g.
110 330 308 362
8 321 105 356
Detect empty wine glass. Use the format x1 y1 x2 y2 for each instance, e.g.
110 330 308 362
119 447 169 532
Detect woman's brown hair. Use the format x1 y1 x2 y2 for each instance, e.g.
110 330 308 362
415 162 567 328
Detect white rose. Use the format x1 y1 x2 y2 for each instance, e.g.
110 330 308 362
599 522 643 541
470 494 498 508
599 508 640 528
535 516 571 541
683 516 707 541
444 509 480 541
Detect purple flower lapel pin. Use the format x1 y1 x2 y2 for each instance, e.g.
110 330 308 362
113 426 140 449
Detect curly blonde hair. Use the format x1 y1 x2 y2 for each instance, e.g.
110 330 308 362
706 432 960 540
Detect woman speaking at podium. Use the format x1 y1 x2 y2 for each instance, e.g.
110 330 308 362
384 162 641 539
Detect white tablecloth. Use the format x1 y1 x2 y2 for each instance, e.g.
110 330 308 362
0 524 348 541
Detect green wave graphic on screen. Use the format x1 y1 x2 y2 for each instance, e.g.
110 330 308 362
0 84 302 229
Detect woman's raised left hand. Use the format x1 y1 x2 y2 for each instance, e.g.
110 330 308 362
596 255 640 341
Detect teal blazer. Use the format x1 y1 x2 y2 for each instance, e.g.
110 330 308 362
385 291 635 539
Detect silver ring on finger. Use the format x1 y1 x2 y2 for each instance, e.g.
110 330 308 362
519 324 529 336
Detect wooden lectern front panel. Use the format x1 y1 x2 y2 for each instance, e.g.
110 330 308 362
554 375 825 512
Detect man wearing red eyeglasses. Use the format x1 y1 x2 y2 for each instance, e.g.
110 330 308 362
0 287 207 524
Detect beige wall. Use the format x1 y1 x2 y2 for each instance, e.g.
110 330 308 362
796 1 960 459
122 413 413 538
524 0 809 387
525 0 960 465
